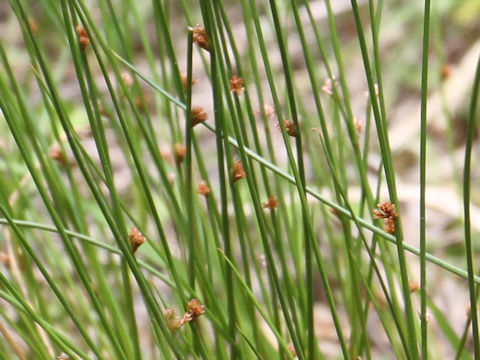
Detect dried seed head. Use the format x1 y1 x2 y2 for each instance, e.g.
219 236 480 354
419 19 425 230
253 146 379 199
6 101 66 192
129 227 146 253
191 106 208 127
185 299 205 322
174 143 187 165
75 25 90 50
384 218 396 234
373 202 398 220
231 160 246 183
190 24 210 52
276 120 297 137
49 144 67 165
57 353 71 360
164 308 183 335
229 75 245 95
121 71 133 87
263 195 279 210
197 180 211 197
181 73 198 90
409 281 419 293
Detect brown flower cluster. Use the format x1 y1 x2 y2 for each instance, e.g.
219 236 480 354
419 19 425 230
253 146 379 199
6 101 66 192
191 106 208 127
164 299 206 335
174 143 187 165
49 144 67 165
76 25 90 50
276 120 297 137
232 160 246 183
229 75 245 95
129 227 146 253
197 180 211 197
373 202 398 234
262 195 279 210
190 24 210 52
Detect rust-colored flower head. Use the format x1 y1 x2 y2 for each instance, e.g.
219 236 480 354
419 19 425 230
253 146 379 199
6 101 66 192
181 73 198 90
49 144 67 165
384 218 396 234
197 180 211 197
409 281 419 293
129 227 146 253
231 160 246 183
373 202 398 220
191 106 208 127
229 75 245 95
164 308 183 335
276 120 297 137
263 195 279 210
185 299 205 322
174 143 187 165
75 25 90 50
190 24 210 52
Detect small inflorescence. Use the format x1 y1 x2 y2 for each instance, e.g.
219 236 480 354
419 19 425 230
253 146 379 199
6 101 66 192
174 143 187 165
262 195 279 210
373 202 398 234
190 24 210 52
49 144 67 165
129 227 146 253
231 160 246 183
191 106 208 127
229 75 245 95
164 299 206 335
197 180 211 197
276 119 297 137
76 25 90 50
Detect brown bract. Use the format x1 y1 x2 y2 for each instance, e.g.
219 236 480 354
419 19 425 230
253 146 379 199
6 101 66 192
129 227 146 253
373 202 398 220
191 106 208 127
174 143 187 165
197 180 211 197
277 120 297 137
373 202 398 234
49 145 67 165
190 24 210 52
229 75 245 95
262 195 279 210
76 25 90 50
185 299 205 322
232 160 246 183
